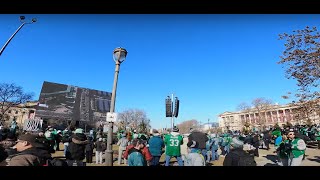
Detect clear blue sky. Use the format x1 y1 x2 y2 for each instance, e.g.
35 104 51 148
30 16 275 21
0 14 318 129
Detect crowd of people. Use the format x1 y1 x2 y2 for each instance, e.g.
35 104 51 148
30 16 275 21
0 122 319 166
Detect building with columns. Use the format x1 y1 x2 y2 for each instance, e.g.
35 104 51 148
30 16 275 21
1 101 38 128
218 103 320 132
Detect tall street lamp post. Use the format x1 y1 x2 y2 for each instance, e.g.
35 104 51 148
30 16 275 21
105 47 127 166
0 16 37 56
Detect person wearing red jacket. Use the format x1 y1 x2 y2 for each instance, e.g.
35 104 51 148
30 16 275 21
123 135 152 165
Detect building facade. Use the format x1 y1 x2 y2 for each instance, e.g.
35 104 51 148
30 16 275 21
1 101 38 128
218 104 320 132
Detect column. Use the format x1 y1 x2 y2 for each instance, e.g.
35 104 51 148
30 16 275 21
277 110 280 123
264 111 268 125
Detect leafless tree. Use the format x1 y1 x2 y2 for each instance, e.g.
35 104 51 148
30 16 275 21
279 26 320 125
252 98 273 126
0 83 33 123
177 119 199 134
118 109 151 134
237 102 251 127
281 91 319 126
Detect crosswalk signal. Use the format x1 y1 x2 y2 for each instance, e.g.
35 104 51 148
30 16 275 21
165 96 172 117
173 97 179 118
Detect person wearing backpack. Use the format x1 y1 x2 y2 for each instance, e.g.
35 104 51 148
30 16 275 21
223 137 256 166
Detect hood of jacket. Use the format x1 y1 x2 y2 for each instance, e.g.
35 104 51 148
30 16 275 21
72 133 89 145
170 132 180 136
14 147 52 160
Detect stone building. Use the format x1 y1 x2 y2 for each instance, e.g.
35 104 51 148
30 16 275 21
218 103 320 132
1 101 38 128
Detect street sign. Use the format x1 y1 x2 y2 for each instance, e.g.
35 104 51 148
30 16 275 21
106 112 117 122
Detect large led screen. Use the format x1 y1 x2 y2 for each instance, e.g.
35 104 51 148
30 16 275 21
36 81 111 123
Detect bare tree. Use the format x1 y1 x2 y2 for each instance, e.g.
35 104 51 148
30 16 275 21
281 91 319 126
177 119 199 134
290 100 318 125
278 26 320 124
118 109 151 134
237 102 252 127
251 98 273 126
0 83 33 123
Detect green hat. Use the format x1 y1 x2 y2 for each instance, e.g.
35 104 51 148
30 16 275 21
272 130 281 137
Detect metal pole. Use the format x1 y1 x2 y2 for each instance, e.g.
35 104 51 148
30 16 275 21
105 61 120 166
0 22 26 56
171 93 174 130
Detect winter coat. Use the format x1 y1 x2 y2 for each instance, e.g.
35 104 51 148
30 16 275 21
148 135 164 156
223 148 254 166
252 135 260 148
95 141 106 152
183 149 205 166
127 148 147 166
117 137 129 150
85 141 94 152
123 144 153 161
67 133 88 161
8 147 52 166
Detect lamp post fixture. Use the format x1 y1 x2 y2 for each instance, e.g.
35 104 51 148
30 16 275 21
105 47 127 166
0 16 37 56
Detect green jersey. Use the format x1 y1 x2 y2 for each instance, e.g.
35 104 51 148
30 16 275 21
284 138 306 158
164 133 183 156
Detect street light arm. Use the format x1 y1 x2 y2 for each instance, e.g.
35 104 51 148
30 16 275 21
0 22 26 56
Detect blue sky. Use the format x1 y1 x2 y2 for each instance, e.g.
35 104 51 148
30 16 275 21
0 14 318 129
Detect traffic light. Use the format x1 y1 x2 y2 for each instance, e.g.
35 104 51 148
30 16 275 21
173 97 179 118
165 96 172 117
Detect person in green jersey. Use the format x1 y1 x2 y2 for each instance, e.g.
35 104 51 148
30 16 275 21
164 126 184 166
284 129 306 166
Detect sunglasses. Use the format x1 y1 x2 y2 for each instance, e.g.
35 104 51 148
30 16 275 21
288 133 294 136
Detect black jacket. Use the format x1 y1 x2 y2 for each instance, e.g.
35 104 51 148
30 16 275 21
67 133 88 161
223 148 255 166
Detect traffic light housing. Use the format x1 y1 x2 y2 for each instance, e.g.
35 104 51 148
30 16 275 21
173 97 179 118
165 97 172 117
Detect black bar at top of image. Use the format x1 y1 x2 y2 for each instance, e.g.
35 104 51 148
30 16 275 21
2 0 320 14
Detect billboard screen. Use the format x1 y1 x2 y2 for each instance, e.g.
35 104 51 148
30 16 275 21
36 81 111 124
